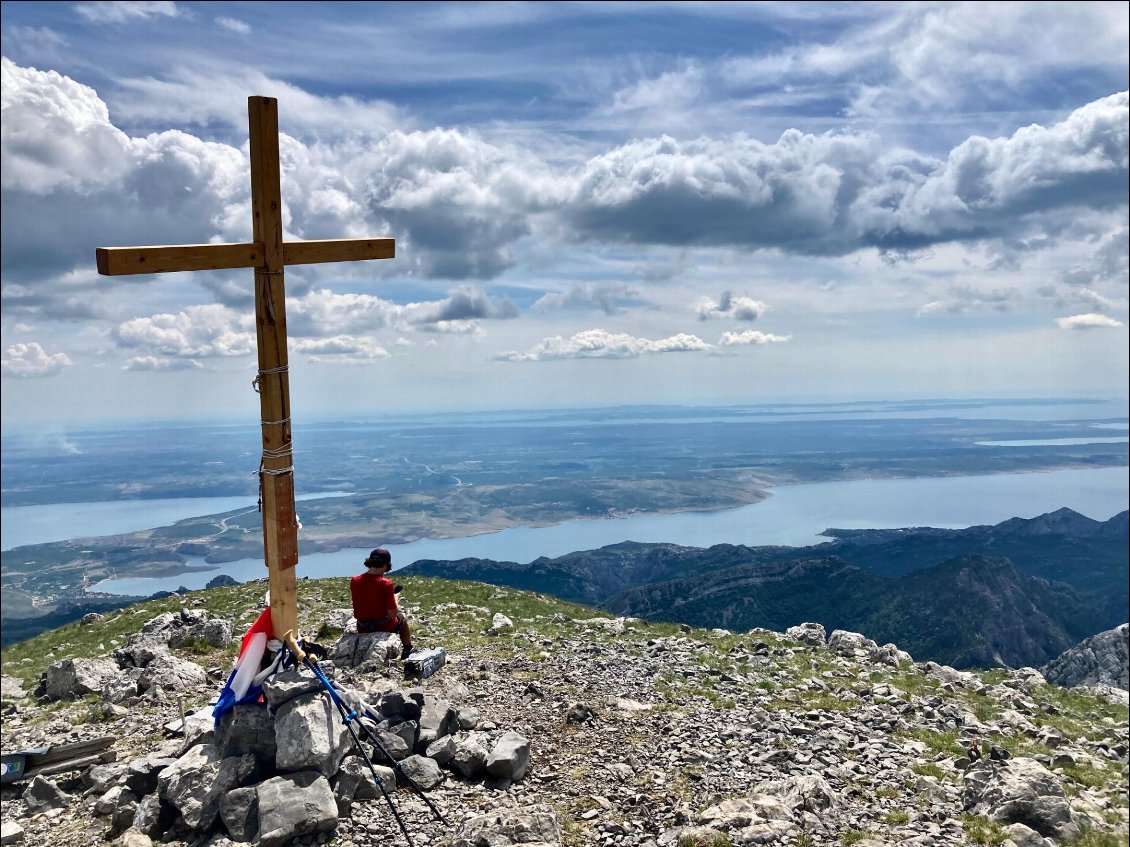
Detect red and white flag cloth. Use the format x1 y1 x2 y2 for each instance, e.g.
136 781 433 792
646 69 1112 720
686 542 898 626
212 606 276 725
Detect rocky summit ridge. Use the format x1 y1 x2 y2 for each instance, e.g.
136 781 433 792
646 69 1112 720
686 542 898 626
1 576 1128 847
1043 626 1130 693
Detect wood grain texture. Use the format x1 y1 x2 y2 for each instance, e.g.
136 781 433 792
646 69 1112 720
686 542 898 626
96 243 262 276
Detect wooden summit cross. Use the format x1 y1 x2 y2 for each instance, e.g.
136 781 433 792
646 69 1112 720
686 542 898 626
96 96 394 646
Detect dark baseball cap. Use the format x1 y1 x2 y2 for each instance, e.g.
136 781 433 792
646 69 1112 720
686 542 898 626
364 548 391 568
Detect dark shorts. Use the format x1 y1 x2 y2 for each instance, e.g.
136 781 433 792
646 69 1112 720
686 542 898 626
357 611 404 634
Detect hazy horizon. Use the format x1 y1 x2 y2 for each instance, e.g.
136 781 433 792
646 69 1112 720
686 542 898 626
1 395 1127 435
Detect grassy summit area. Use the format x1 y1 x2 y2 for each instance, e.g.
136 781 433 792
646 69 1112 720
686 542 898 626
1 576 1127 846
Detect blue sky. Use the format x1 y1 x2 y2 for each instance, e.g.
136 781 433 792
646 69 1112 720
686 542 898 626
1 1 1127 425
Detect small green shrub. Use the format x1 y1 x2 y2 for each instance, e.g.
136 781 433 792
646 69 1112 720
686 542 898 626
961 814 1008 847
677 834 732 847
911 763 949 780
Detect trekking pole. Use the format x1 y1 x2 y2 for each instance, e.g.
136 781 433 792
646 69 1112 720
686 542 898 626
302 656 448 825
297 655 416 847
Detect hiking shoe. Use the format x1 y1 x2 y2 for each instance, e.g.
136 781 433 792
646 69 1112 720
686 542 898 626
400 643 414 661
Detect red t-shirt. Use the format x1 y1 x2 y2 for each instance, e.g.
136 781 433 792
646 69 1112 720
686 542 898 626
350 572 396 624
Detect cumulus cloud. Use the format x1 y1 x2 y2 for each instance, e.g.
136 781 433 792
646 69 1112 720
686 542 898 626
1 59 253 308
113 304 255 358
1 58 133 194
286 286 514 340
108 282 522 368
1 342 74 378
73 1 181 23
1055 313 1124 330
3 58 1127 337
696 291 767 321
291 336 389 363
0 61 549 319
347 128 559 279
567 92 1129 256
495 329 712 361
718 330 791 346
121 356 203 371
287 289 399 338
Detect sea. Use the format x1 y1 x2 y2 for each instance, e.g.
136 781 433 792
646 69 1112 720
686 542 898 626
2 399 1126 597
68 464 1129 596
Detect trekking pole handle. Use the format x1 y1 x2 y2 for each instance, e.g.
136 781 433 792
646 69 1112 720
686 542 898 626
282 630 307 663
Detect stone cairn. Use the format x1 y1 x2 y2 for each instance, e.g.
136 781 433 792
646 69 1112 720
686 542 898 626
26 607 533 847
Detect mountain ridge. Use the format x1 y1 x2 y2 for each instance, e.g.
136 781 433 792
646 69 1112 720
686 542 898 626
402 509 1128 670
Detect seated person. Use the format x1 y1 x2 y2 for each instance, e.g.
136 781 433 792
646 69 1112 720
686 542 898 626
350 547 413 660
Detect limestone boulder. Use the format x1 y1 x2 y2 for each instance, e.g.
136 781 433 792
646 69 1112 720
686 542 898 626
215 702 276 768
487 613 514 635
486 731 530 781
43 657 121 700
157 743 257 831
397 754 444 790
330 631 399 668
827 629 880 660
261 667 325 710
22 775 69 811
255 771 338 847
137 653 207 695
785 622 827 647
963 758 1080 840
114 635 170 669
452 735 490 781
274 692 351 776
416 694 458 752
322 608 356 633
218 786 258 843
755 773 836 813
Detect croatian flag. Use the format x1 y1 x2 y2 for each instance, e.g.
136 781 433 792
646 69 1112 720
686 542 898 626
212 606 275 726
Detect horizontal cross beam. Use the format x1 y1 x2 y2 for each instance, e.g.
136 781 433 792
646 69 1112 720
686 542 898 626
96 238 395 276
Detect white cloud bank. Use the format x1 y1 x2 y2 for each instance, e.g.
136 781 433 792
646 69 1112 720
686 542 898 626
1055 313 1125 330
495 329 712 361
121 355 203 371
105 285 520 367
113 305 256 358
567 92 1129 256
1 342 73 378
3 58 1126 322
718 330 791 346
291 336 389 364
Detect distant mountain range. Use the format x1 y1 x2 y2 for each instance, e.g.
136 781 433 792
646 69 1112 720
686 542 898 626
401 508 1129 669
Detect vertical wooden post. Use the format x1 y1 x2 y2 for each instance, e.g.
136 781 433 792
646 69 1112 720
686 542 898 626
248 96 299 640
